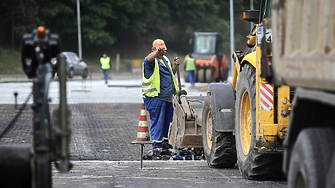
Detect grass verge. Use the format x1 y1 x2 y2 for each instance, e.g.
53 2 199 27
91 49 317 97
0 46 23 75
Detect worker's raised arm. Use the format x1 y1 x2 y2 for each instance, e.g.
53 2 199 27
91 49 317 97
146 50 159 62
147 46 166 62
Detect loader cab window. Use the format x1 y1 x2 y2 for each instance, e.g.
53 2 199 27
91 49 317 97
194 35 217 54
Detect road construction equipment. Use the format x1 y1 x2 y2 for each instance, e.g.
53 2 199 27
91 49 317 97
0 27 72 188
169 94 205 149
184 32 229 83
268 0 335 187
169 63 205 149
201 0 285 179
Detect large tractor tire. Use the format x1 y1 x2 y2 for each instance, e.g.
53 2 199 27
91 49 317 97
235 64 283 179
202 92 237 167
198 68 205 83
0 145 32 188
205 68 215 83
327 152 335 188
288 128 335 188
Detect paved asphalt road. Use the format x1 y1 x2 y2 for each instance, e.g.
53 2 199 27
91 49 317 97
0 73 208 104
0 73 286 187
52 161 285 188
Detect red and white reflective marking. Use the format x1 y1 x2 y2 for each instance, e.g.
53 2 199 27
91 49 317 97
260 84 274 111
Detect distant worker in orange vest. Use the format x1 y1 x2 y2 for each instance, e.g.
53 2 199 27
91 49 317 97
100 53 111 84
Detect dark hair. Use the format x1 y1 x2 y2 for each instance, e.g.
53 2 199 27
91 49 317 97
188 53 193 58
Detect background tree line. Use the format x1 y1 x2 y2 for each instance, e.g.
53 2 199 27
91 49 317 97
0 0 260 60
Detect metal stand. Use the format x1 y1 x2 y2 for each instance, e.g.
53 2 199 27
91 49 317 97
81 78 86 92
141 144 144 169
14 92 18 110
131 140 154 169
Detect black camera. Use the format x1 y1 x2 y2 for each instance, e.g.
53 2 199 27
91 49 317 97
21 26 61 78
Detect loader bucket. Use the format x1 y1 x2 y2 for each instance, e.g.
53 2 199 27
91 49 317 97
168 95 205 149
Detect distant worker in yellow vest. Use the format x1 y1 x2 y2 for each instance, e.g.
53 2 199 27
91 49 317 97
184 53 196 86
100 53 111 84
142 39 180 149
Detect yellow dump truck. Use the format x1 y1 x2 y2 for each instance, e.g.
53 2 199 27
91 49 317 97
269 0 335 187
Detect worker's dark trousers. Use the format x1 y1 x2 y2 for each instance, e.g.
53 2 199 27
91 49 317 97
188 70 195 86
144 97 173 149
102 69 109 83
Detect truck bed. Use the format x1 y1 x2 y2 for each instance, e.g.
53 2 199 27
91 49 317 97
271 0 335 91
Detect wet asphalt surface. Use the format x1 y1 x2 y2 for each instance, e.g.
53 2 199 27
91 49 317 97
0 103 150 161
0 74 286 187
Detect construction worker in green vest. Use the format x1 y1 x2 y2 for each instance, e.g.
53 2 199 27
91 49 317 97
142 39 180 149
185 53 196 86
100 53 111 84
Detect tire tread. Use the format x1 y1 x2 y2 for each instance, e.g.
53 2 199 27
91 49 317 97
236 64 283 180
202 93 237 168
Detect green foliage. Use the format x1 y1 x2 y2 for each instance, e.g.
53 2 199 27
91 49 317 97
0 0 261 55
0 47 22 75
83 28 116 45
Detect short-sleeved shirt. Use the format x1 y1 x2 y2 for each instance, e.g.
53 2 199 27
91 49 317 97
143 55 175 102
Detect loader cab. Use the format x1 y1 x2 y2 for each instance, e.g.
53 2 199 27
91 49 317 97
241 0 273 81
243 0 273 24
193 32 222 56
185 32 228 83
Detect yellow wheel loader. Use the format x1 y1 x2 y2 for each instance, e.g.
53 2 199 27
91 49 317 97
202 0 287 179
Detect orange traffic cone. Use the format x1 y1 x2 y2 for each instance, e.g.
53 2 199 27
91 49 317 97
131 103 154 144
131 103 154 169
136 103 150 141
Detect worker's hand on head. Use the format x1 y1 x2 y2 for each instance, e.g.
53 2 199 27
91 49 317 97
148 44 167 61
156 46 166 52
173 57 180 66
155 46 166 56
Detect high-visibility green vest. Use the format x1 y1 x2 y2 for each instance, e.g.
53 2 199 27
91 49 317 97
100 57 111 69
185 57 196 71
142 55 178 97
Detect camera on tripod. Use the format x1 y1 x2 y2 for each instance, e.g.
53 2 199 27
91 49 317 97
21 26 61 78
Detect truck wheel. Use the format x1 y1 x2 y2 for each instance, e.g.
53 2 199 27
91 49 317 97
198 68 205 83
205 68 215 83
202 92 237 167
288 128 335 188
184 71 189 82
326 152 335 188
235 64 283 179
